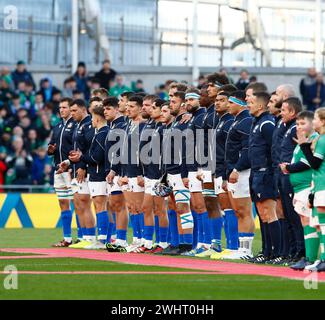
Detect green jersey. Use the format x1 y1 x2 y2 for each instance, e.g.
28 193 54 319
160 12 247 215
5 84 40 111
289 132 318 193
313 134 325 193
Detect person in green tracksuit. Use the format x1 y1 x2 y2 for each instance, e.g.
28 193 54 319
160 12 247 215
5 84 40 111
280 111 319 270
295 107 325 272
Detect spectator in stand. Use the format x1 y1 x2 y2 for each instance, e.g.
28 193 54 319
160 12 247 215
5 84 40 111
31 145 52 186
94 59 117 90
0 146 7 192
35 111 52 142
19 116 33 136
39 78 59 102
1 66 15 91
51 89 62 115
73 61 90 101
89 77 101 92
25 129 42 155
9 93 23 116
0 77 14 107
300 67 317 106
72 89 84 100
249 75 257 84
304 72 325 111
109 74 131 97
155 84 168 100
219 67 234 84
197 75 206 89
131 79 146 93
11 61 35 90
62 77 77 98
0 129 12 152
34 91 45 113
5 136 33 187
235 69 250 90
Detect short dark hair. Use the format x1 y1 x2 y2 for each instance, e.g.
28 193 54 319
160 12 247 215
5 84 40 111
92 88 109 99
169 82 188 92
120 91 134 100
153 98 165 108
102 59 111 64
173 91 185 101
229 90 246 101
103 97 119 108
70 99 87 108
161 101 170 108
60 97 73 105
128 95 143 107
253 92 271 106
92 105 105 117
297 110 314 121
185 87 200 95
245 82 268 93
219 84 237 94
72 89 82 95
143 94 158 102
89 96 102 105
206 73 229 86
283 97 303 115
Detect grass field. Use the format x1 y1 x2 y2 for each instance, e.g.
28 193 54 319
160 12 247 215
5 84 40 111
0 229 324 300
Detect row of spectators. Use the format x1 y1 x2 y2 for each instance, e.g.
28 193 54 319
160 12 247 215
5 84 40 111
0 60 324 190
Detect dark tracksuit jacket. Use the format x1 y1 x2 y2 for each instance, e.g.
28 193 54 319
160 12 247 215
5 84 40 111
278 118 305 255
225 109 253 179
48 117 76 169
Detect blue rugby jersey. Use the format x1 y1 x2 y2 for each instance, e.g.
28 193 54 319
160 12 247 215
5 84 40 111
140 120 164 180
80 126 109 181
202 104 219 169
104 115 128 177
214 112 234 179
185 107 206 173
225 109 253 179
162 113 189 178
71 115 95 178
123 121 146 178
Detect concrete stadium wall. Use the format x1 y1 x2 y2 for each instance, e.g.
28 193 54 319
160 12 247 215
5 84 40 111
13 65 308 97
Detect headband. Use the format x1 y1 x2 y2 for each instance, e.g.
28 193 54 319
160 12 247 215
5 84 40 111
228 96 247 107
185 92 200 100
215 81 223 88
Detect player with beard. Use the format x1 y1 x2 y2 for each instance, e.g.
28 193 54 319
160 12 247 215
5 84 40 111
136 98 169 253
201 74 229 251
128 94 157 252
59 99 96 249
48 97 76 247
118 91 134 118
222 91 255 260
160 91 193 255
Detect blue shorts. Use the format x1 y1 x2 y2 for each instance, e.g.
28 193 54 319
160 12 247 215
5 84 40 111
249 170 278 202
